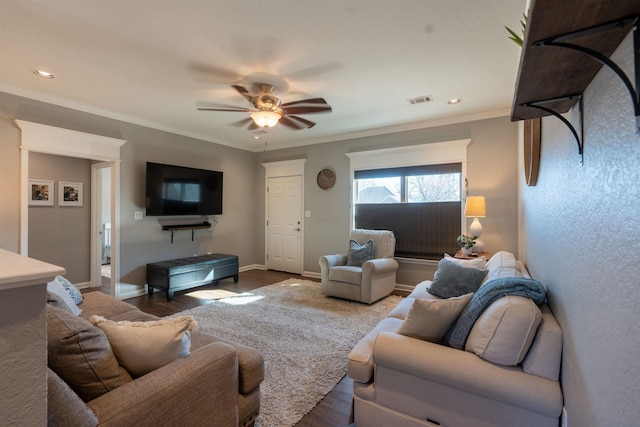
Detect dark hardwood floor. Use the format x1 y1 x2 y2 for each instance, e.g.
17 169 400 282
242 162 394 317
121 269 354 426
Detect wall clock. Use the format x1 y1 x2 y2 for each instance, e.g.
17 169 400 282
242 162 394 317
317 168 336 190
523 118 541 186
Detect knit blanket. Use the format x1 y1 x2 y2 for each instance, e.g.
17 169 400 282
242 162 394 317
443 277 546 350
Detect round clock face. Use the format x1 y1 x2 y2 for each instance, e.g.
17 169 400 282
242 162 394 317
317 168 336 190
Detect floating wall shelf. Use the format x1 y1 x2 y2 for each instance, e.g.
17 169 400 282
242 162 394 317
162 222 211 243
511 0 640 163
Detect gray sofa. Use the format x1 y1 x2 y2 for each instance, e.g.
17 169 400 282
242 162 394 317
348 251 564 427
47 291 264 427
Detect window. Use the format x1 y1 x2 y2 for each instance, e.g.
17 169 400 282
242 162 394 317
354 163 462 260
347 139 471 260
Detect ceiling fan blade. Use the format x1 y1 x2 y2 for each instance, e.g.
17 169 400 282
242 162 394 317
282 105 332 115
286 115 317 129
232 84 254 103
279 116 309 130
281 97 329 107
197 107 251 112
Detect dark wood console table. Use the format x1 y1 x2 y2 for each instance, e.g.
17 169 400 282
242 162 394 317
147 253 239 301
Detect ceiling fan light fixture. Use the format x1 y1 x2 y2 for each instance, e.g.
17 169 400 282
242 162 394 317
251 110 281 128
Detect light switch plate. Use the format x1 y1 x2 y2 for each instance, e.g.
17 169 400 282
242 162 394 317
134 211 143 220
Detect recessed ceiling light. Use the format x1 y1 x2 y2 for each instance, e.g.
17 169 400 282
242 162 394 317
253 136 260 140
34 70 55 79
448 98 462 105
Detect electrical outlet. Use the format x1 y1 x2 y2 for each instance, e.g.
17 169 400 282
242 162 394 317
562 407 568 427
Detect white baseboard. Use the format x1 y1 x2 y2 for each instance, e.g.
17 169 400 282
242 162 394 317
74 281 91 289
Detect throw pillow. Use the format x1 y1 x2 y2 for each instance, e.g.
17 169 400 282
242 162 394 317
90 315 197 377
347 239 374 266
47 279 81 316
444 253 486 269
397 293 473 343
47 305 132 402
429 258 488 299
465 295 542 366
55 275 84 305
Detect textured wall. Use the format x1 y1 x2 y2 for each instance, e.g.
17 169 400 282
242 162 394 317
521 33 640 425
0 285 47 426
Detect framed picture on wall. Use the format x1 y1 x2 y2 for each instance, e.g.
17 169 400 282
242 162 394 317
28 179 54 206
59 181 83 207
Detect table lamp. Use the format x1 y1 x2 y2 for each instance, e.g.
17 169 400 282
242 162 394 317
465 196 486 253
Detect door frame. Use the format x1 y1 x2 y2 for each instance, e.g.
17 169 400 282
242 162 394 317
16 120 126 297
262 159 306 272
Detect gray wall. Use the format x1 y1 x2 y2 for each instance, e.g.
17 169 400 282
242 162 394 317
520 33 640 426
0 92 521 291
28 152 91 284
258 116 520 284
0 92 261 296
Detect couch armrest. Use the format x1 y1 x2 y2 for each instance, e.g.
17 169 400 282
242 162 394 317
319 254 348 270
373 332 563 416
362 257 399 275
88 342 240 427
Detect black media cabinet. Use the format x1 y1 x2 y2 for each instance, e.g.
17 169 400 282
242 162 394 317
147 253 239 301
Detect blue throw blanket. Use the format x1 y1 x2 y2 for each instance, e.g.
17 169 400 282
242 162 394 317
443 277 546 350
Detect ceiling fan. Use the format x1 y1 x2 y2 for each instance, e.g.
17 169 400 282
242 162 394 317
197 83 332 130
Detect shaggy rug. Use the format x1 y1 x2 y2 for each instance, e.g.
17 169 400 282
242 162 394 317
175 278 402 426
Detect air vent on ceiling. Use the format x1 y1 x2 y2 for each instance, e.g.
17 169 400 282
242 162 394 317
407 95 434 105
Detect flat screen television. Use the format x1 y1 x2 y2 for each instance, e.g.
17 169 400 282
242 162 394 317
146 162 223 216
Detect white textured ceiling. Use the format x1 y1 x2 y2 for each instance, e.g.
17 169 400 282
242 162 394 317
0 0 527 151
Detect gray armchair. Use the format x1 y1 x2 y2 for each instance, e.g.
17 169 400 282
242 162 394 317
319 229 399 304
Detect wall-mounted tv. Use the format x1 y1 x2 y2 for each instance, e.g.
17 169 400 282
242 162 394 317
146 162 223 216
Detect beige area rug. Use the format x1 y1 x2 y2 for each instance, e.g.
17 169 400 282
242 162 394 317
176 278 402 426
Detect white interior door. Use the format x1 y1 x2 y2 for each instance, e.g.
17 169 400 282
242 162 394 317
267 176 303 274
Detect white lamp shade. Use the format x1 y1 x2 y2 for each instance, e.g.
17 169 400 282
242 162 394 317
251 111 281 128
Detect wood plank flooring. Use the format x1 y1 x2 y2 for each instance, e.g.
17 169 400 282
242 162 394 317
122 269 354 426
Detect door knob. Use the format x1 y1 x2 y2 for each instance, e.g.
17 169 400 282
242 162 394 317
295 228 301 231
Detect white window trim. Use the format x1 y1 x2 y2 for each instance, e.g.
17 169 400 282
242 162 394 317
346 139 471 232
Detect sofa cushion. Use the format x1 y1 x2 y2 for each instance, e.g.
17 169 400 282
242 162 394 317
329 265 363 285
429 258 488 298
465 295 542 366
347 239 374 266
47 279 81 316
47 305 132 402
397 293 473 343
90 315 197 377
79 291 142 320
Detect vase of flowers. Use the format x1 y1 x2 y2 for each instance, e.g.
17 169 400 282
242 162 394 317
457 234 478 255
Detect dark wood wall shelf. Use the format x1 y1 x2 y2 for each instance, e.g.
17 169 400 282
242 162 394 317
511 0 640 123
162 222 211 243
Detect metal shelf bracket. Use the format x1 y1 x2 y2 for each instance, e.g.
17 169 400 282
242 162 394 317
532 15 640 134
524 95 585 165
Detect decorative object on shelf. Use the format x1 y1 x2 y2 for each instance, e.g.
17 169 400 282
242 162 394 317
464 195 486 253
505 13 527 47
58 181 83 207
524 118 541 186
456 234 477 255
316 168 336 190
28 179 54 206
